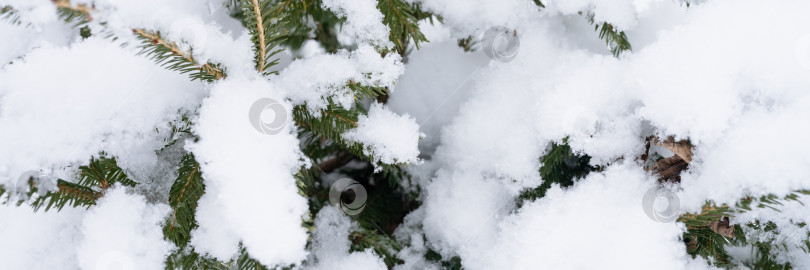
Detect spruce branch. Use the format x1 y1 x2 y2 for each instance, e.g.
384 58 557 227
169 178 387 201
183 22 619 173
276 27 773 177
350 227 402 267
679 190 810 267
164 154 206 248
240 0 288 75
29 180 101 212
377 0 429 54
1 156 132 212
51 0 93 22
134 29 227 81
45 1 227 81
76 155 138 189
294 102 408 171
581 11 632 57
517 138 596 208
53 0 92 26
166 244 271 270
0 6 25 25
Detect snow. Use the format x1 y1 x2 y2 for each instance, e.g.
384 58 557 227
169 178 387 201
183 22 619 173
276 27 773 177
77 187 173 270
0 187 172 269
189 78 309 266
278 44 404 112
343 102 423 168
0 38 204 188
2 0 810 269
322 0 392 48
306 206 387 270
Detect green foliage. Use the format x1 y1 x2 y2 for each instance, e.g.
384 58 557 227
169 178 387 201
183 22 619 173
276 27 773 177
350 227 402 267
456 36 476 52
0 155 133 212
164 154 205 248
163 155 281 269
134 29 227 82
239 0 289 75
377 0 430 54
517 138 596 207
158 112 196 151
679 190 810 268
76 155 138 189
425 249 463 270
55 3 90 27
30 180 101 212
166 245 272 270
3 1 425 269
1 6 25 25
581 11 632 57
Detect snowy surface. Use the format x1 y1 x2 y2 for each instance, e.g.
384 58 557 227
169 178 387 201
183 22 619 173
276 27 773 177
343 102 423 168
322 0 391 48
2 0 810 269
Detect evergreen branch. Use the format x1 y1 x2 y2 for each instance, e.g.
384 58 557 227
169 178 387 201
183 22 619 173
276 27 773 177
425 249 463 270
133 29 227 81
517 138 595 208
248 0 268 72
52 0 92 24
350 228 402 267
165 244 271 270
159 112 196 151
678 203 735 231
48 1 227 80
1 6 25 25
294 102 406 174
162 156 273 269
77 155 137 189
0 155 132 212
377 0 429 53
165 247 227 270
30 180 101 212
240 0 288 75
679 191 810 267
164 154 205 248
347 81 389 101
293 104 365 161
581 11 632 57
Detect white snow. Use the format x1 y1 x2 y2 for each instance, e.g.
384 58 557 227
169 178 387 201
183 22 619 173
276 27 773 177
2 0 810 269
189 78 310 266
306 206 387 270
77 186 173 270
322 0 392 48
0 38 204 187
278 44 404 112
343 102 423 168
